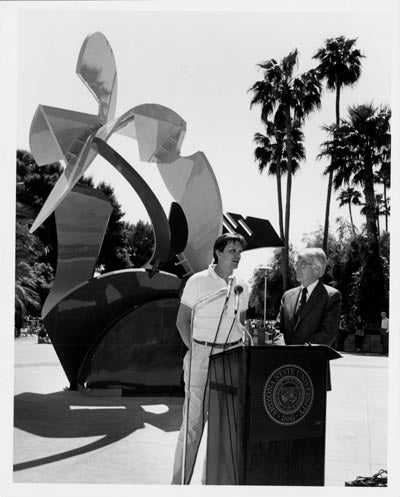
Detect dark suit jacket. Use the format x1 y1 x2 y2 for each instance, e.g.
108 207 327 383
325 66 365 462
275 280 342 346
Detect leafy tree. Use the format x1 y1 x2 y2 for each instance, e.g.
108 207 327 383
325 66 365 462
303 221 389 324
15 202 53 334
249 49 321 290
248 248 297 320
95 181 131 272
17 152 63 211
17 150 63 270
313 36 364 254
301 218 352 287
125 220 154 267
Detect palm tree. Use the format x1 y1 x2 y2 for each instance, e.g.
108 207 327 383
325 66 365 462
322 104 390 246
253 121 305 242
313 36 364 255
320 103 390 320
336 187 362 237
249 49 321 290
360 193 388 239
374 153 390 231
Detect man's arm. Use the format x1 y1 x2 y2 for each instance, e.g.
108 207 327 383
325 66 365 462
272 297 286 345
308 291 342 345
176 303 192 348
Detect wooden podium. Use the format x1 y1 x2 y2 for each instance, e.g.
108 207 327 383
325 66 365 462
206 345 341 485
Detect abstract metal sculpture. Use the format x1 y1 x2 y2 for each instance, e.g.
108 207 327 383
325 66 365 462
29 32 282 394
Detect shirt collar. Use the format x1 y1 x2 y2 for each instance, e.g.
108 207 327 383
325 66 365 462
208 264 221 280
301 279 319 296
208 264 234 283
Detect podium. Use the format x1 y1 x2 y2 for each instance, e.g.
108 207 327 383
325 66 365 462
206 345 341 485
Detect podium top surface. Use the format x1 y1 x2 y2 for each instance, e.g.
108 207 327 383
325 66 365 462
211 344 342 361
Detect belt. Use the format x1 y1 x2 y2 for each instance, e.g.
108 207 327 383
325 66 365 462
193 338 242 348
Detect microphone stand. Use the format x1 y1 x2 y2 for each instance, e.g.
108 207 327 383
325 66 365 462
233 288 253 347
235 311 253 346
181 286 228 485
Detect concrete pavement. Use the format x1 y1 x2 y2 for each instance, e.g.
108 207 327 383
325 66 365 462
13 336 388 487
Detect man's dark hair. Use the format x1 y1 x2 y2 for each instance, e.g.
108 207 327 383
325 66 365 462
213 233 246 263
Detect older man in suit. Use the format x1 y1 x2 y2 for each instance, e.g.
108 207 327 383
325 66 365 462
275 248 342 346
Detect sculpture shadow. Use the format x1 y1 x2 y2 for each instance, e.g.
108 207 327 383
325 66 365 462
14 390 183 471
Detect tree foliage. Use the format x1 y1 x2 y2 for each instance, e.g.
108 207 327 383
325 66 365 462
301 219 389 323
125 220 155 268
95 181 132 272
248 248 297 320
15 203 53 334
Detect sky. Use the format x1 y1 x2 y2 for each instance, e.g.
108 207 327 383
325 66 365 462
1 1 400 496
12 0 394 283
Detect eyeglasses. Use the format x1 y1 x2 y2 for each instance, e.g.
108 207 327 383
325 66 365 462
295 260 313 268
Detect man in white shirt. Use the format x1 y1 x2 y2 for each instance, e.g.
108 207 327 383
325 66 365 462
274 248 342 346
171 233 283 484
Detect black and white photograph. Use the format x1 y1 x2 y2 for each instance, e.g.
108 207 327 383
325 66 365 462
1 0 399 495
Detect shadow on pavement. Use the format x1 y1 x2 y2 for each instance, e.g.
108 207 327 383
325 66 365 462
14 390 183 471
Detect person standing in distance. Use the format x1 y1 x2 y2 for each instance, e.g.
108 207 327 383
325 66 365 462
274 248 342 346
380 311 389 355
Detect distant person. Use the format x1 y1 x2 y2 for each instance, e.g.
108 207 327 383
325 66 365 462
335 314 348 351
38 326 47 344
354 315 366 353
380 311 389 355
275 248 342 346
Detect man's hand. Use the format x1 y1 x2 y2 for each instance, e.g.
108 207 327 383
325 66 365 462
176 303 192 348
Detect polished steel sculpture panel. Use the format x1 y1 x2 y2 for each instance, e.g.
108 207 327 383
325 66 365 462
43 270 183 389
42 186 113 318
28 31 282 393
82 298 183 394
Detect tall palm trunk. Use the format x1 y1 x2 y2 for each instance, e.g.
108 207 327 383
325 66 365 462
275 161 285 242
283 104 293 291
383 181 388 231
348 201 356 238
376 209 380 240
363 158 380 251
322 171 334 253
323 80 341 255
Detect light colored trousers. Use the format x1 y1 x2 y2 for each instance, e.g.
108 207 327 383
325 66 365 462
171 341 211 485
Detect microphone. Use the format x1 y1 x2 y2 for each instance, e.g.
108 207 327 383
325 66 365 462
219 276 234 313
234 285 243 315
224 276 234 302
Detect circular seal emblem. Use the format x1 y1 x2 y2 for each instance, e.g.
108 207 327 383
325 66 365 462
263 364 314 426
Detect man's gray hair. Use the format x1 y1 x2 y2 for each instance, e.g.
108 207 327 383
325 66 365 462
299 247 327 276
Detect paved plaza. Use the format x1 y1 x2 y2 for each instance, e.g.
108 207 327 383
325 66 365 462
12 336 389 488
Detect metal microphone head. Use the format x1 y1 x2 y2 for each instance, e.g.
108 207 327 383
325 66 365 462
234 285 243 295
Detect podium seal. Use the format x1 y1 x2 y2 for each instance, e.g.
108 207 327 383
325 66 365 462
263 364 314 425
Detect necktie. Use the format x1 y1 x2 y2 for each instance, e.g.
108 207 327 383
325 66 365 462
295 287 308 322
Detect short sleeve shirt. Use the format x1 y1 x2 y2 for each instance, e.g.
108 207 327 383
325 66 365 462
180 265 249 343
